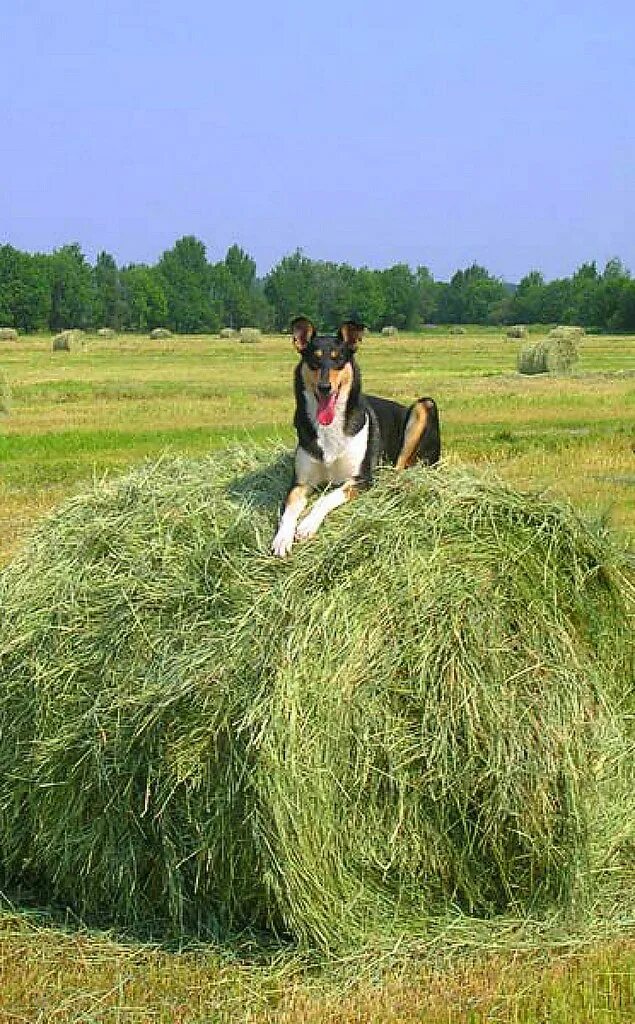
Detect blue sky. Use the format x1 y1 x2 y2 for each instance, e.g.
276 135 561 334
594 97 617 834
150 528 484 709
2 0 635 281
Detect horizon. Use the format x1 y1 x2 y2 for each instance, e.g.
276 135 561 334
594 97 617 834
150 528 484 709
3 0 635 282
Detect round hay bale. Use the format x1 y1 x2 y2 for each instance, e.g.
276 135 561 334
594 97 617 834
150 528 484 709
52 329 84 352
449 326 466 335
517 340 549 375
150 327 172 339
220 327 237 339
547 334 579 374
506 325 527 339
548 326 585 340
0 450 632 950
0 327 18 341
382 325 399 337
239 327 262 343
97 327 116 338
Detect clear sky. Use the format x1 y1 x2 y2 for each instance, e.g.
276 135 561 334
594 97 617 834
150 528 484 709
2 0 635 281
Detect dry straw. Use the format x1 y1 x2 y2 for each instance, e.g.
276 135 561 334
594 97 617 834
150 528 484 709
382 326 399 337
0 448 633 950
239 327 262 343
506 325 527 339
150 327 172 339
52 329 85 352
0 327 18 341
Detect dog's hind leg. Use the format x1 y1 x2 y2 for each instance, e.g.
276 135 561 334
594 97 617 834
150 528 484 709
395 397 441 469
272 482 312 557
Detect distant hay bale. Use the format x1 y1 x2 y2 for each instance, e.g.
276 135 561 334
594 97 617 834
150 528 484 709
548 326 585 340
239 327 262 343
0 448 632 951
449 326 466 335
0 327 18 341
517 340 549 375
547 333 579 374
52 329 84 352
97 327 116 338
150 327 172 339
381 325 399 337
220 327 237 339
506 325 527 339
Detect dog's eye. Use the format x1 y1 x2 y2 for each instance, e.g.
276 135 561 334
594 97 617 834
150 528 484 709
330 349 339 359
314 348 323 358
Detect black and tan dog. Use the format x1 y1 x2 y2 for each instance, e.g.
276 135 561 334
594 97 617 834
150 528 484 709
272 315 440 556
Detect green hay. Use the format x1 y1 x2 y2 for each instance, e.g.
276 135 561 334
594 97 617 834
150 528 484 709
0 448 633 952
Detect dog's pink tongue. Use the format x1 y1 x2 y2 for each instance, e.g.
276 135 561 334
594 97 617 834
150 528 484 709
317 392 338 426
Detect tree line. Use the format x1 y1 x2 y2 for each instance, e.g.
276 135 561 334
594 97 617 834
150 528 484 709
1 236 635 334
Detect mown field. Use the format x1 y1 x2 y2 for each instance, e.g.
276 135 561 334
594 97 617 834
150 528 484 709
0 328 634 1022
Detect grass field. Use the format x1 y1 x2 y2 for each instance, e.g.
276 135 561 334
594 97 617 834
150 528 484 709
1 328 634 1021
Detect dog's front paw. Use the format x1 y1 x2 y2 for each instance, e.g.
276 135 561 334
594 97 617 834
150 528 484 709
272 526 295 557
295 515 320 542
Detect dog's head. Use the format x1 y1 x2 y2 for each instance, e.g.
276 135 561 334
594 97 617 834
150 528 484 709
291 316 365 426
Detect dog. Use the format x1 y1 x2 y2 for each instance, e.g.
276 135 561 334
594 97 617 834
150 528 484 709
272 315 441 556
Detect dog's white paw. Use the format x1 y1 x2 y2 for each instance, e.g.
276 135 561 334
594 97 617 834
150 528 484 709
295 515 320 542
272 526 295 557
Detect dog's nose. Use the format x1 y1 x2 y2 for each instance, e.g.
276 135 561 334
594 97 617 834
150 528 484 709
317 382 332 396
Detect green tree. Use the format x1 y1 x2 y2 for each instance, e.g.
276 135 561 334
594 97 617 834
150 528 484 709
437 264 507 324
380 264 419 329
349 267 385 330
93 251 125 329
0 246 51 331
120 264 168 331
48 244 94 331
264 250 320 330
158 236 218 333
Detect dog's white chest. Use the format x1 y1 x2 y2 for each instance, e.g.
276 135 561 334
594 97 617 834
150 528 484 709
297 396 369 486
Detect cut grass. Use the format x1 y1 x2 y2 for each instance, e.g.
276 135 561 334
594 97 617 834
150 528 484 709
0 449 633 953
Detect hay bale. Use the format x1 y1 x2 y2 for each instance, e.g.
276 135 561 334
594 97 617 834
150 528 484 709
52 329 84 352
239 327 262 343
547 333 579 374
220 327 237 339
449 326 466 335
97 327 116 338
0 450 632 950
506 325 527 339
382 326 399 337
517 340 549 375
548 326 585 340
150 327 172 339
0 327 18 341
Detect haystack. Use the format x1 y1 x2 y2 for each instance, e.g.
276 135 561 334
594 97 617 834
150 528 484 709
239 327 262 343
150 327 172 339
382 325 399 337
97 327 116 338
506 325 527 339
0 327 18 341
517 340 549 375
0 449 633 950
220 327 237 338
52 329 85 352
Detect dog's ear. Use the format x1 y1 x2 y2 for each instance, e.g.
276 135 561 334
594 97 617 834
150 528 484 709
338 319 366 350
290 316 316 352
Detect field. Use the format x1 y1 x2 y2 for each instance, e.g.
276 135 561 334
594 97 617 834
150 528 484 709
0 328 634 1021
